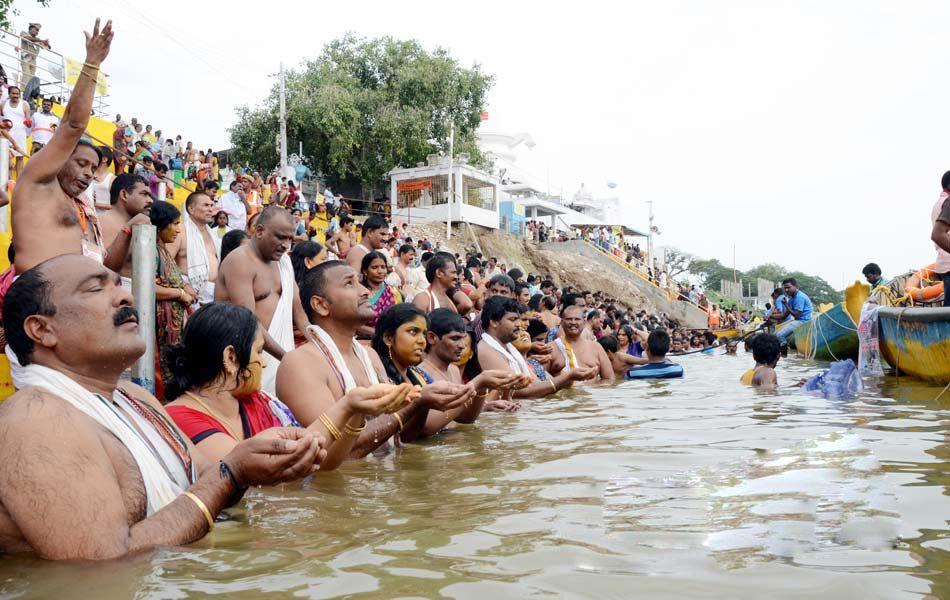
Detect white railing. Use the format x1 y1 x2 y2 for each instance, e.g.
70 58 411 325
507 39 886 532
0 28 109 115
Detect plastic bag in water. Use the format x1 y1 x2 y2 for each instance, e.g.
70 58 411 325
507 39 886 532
803 359 863 400
857 302 884 377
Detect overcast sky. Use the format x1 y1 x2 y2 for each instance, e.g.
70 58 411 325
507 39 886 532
17 0 950 287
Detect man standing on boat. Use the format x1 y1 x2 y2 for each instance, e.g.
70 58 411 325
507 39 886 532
931 171 950 306
773 278 812 343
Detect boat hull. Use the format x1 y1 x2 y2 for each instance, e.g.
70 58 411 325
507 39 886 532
795 302 859 361
878 307 950 384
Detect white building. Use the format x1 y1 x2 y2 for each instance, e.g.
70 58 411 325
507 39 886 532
388 154 500 230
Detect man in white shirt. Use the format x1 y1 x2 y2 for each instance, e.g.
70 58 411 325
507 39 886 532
30 97 58 153
218 180 251 231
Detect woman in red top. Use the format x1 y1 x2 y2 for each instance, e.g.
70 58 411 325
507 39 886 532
165 303 300 463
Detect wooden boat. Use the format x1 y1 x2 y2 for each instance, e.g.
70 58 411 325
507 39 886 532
794 282 868 361
878 306 950 384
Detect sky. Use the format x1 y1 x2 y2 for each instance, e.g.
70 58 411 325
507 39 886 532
15 0 950 288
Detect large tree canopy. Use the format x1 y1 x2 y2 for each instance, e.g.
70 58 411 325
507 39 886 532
229 34 493 198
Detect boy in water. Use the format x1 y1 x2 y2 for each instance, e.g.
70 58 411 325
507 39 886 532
740 333 781 388
625 329 684 379
598 334 647 378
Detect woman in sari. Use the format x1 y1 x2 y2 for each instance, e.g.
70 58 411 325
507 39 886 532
360 250 402 337
150 201 194 399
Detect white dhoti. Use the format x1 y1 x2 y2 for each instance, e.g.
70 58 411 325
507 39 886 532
261 253 295 396
184 213 220 306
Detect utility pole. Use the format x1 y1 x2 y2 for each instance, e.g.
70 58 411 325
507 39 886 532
278 62 288 174
446 119 454 240
647 200 654 270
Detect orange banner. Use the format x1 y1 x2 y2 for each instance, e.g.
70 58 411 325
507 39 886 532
397 178 432 192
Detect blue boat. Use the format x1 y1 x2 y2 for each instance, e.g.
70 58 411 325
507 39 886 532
878 307 950 384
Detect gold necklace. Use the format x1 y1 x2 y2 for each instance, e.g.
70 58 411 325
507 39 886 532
184 391 242 440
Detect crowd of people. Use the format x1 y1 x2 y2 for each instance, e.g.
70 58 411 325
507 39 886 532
0 19 815 563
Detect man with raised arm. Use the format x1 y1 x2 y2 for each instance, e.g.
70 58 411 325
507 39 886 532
0 255 327 561
216 206 310 396
346 214 388 270
277 261 472 462
10 19 148 276
477 296 596 407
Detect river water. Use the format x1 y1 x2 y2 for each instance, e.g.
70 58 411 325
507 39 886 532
1 353 948 599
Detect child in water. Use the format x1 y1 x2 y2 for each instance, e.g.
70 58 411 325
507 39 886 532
625 329 684 379
598 334 647 378
740 333 781 388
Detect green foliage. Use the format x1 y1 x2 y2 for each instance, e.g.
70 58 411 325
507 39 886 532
229 34 494 198
0 0 51 31
687 257 840 305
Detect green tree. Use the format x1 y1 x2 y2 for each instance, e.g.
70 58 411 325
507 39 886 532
229 34 493 198
0 1 51 30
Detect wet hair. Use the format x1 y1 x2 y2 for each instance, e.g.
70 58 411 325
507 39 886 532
149 199 180 232
620 325 635 345
220 229 249 263
429 308 468 336
647 329 671 357
507 268 524 281
109 173 147 205
398 243 415 256
97 145 113 168
598 334 619 354
291 241 325 284
488 273 515 292
426 252 456 283
420 251 433 263
528 293 543 311
363 214 388 234
299 260 347 322
339 214 354 226
526 318 548 339
360 250 388 285
862 263 881 277
782 277 798 287
752 333 781 365
481 295 519 330
2 261 57 365
371 303 427 384
163 303 259 400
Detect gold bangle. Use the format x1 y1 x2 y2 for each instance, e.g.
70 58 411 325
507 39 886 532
343 417 365 436
319 413 342 441
549 379 558 393
392 412 404 431
182 491 214 531
82 61 100 70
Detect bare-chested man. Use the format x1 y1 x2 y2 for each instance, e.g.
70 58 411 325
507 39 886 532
169 191 219 306
216 206 310 395
325 214 354 259
346 214 388 270
98 173 157 288
413 251 460 313
10 19 141 276
558 304 614 381
417 308 525 435
0 255 326 560
477 296 596 407
277 261 471 461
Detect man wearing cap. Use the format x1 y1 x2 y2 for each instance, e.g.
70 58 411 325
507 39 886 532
19 23 50 87
219 179 251 231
